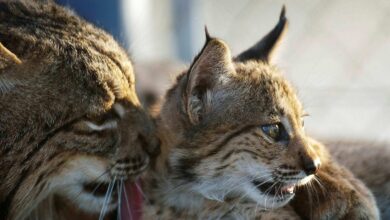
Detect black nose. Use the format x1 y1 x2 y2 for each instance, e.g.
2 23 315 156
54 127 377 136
302 157 320 175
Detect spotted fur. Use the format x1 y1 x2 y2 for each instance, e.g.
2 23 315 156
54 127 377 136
142 7 379 220
0 1 158 219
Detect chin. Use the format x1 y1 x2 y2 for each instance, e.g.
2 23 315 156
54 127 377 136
58 181 118 213
54 155 116 213
243 180 297 209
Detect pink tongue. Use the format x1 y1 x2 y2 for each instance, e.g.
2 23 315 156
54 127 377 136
121 180 143 220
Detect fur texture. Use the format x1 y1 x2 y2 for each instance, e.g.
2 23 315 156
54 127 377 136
0 1 159 219
141 7 379 220
325 140 390 219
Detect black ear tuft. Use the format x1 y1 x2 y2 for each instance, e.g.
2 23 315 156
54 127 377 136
234 5 288 63
204 26 212 42
280 5 286 21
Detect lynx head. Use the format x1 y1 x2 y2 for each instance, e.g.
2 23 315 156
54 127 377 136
0 1 159 219
160 6 320 210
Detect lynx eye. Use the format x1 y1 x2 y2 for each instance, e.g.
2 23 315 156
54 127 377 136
261 123 289 143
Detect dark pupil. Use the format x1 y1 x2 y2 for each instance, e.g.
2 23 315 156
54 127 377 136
261 123 289 142
268 124 279 139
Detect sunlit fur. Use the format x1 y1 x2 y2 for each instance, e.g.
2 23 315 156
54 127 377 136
0 1 158 219
142 11 379 220
143 51 312 219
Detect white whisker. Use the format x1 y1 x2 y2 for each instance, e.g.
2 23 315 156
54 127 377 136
117 179 123 220
99 177 116 220
69 170 110 204
122 178 133 220
135 180 150 205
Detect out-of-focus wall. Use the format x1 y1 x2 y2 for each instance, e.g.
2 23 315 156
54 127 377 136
124 0 390 143
60 0 390 143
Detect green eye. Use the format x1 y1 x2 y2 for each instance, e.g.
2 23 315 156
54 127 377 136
261 123 289 142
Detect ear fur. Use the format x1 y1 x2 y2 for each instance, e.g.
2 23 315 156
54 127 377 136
0 42 22 93
0 42 22 69
185 30 234 124
235 6 288 63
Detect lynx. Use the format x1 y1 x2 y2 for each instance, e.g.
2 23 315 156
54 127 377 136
0 1 159 219
141 7 379 219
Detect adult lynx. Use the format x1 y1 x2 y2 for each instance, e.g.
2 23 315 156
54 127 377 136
0 1 158 219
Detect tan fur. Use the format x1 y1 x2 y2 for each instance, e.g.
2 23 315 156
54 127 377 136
141 7 379 220
0 1 158 219
0 42 21 66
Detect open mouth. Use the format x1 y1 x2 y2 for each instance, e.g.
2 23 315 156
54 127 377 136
82 180 143 220
83 181 119 198
252 180 296 196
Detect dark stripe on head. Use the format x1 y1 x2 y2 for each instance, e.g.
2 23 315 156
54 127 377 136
203 125 256 158
221 149 261 162
175 125 256 181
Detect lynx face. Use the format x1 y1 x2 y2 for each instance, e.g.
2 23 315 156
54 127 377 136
0 1 158 219
159 7 320 211
173 62 321 209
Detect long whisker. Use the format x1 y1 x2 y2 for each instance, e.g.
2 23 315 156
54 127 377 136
70 170 110 203
122 178 133 220
228 173 272 194
221 175 260 197
304 180 314 219
272 183 281 208
234 176 274 212
222 174 271 205
98 181 112 220
117 179 123 220
313 175 327 196
99 177 116 220
264 181 278 210
135 180 150 205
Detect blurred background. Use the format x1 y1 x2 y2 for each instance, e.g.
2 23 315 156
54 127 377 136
58 0 390 143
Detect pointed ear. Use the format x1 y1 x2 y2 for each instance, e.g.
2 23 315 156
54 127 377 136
235 6 288 63
185 32 234 124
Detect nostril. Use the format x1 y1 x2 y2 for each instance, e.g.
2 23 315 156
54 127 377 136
303 159 320 175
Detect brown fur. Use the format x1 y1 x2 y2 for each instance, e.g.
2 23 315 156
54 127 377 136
0 1 158 219
291 138 379 219
325 140 390 219
141 7 379 220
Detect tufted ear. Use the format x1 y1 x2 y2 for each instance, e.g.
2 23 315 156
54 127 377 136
185 29 234 124
0 42 22 93
235 6 288 63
